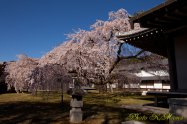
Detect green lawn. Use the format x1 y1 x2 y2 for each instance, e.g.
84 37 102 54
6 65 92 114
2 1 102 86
0 92 168 124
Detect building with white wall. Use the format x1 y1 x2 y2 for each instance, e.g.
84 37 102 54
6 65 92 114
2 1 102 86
136 70 170 92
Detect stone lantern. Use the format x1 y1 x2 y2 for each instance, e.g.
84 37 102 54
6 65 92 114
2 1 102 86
70 89 84 123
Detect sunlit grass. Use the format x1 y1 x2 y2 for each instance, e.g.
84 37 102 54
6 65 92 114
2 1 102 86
0 92 72 103
83 93 153 106
0 93 42 103
0 92 153 105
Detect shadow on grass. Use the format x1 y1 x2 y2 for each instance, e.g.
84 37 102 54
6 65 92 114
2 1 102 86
143 102 169 108
0 96 169 124
133 96 155 101
83 103 169 124
135 96 169 108
0 101 70 124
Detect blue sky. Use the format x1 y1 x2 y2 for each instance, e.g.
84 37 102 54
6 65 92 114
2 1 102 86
0 0 164 62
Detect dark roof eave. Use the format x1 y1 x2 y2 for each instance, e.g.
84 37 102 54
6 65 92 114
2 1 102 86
131 0 178 23
116 28 161 41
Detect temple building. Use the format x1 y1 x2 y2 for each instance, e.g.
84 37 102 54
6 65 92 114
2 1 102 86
117 0 187 93
116 0 187 121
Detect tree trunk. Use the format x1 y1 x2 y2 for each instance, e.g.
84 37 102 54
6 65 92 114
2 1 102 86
109 84 113 93
61 82 63 104
109 43 123 74
98 84 107 93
